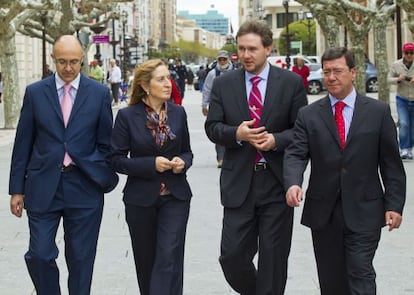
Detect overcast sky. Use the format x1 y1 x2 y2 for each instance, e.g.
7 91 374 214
177 0 239 32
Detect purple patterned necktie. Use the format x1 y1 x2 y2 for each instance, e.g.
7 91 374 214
249 76 263 163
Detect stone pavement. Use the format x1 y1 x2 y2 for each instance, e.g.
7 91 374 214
0 89 413 294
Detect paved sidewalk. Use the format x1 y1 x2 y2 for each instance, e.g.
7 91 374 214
0 90 413 294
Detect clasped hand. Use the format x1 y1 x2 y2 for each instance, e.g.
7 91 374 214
155 156 185 174
236 119 275 151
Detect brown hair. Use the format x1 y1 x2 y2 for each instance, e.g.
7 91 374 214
236 20 273 47
129 59 168 105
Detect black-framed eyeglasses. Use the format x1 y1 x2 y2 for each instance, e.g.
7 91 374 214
404 51 414 55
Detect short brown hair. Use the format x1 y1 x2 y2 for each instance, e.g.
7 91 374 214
236 20 273 47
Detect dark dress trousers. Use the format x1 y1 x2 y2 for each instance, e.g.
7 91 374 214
111 101 193 295
284 94 406 295
205 65 308 294
9 74 118 295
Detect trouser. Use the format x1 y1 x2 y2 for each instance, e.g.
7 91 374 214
219 169 293 295
311 200 381 295
125 196 190 295
396 95 414 150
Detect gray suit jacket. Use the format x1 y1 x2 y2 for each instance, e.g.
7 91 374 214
284 94 406 232
205 65 308 208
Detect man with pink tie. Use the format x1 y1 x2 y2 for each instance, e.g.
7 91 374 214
9 35 118 295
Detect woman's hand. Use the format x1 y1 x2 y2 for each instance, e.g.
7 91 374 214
171 156 185 174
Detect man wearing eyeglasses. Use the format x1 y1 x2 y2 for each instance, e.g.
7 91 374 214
388 42 414 160
284 47 406 295
9 35 118 295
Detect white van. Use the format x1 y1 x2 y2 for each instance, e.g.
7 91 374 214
267 55 321 72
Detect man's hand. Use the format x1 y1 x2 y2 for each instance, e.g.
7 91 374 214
286 185 303 207
251 133 276 151
202 107 208 116
10 194 24 217
236 119 267 143
385 211 402 231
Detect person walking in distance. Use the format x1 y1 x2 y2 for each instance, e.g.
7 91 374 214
284 47 406 295
8 35 118 295
173 58 188 99
202 50 236 168
205 20 308 295
388 41 414 160
108 58 122 106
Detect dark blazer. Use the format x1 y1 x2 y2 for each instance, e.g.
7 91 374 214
284 94 406 232
205 66 308 208
9 74 118 213
111 101 193 207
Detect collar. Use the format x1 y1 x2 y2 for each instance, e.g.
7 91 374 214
245 62 270 84
329 88 356 109
55 73 81 90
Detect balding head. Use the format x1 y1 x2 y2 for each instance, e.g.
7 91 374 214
51 35 84 83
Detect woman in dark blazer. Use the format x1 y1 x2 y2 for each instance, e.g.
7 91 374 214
111 59 193 295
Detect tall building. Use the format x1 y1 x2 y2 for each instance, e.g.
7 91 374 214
178 10 229 36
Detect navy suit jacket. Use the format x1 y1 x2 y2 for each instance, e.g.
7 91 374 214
205 66 308 208
9 74 118 213
111 101 193 207
284 94 406 232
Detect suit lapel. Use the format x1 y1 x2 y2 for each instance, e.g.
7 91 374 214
318 96 343 149
44 76 63 123
261 67 280 123
68 75 89 126
231 70 250 120
346 95 368 146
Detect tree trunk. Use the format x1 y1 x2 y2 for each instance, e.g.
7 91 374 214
373 17 390 104
0 35 22 129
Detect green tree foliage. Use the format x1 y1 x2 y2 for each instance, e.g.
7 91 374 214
278 20 316 56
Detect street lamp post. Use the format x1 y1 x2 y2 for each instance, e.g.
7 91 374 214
90 24 106 63
121 11 128 83
109 19 120 59
282 0 291 69
299 10 313 56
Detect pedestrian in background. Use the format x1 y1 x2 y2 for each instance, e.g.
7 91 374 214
196 65 207 92
173 58 188 99
202 50 236 168
292 56 310 92
108 58 122 106
205 20 307 295
111 59 193 295
388 41 414 160
88 59 104 83
285 47 406 295
186 67 194 90
9 35 118 295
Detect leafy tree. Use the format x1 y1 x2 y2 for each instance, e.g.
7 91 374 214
0 0 132 129
296 0 414 102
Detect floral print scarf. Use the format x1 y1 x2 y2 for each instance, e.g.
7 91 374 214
145 102 176 148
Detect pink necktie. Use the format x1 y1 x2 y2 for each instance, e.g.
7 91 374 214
249 76 263 163
335 101 346 150
62 84 73 166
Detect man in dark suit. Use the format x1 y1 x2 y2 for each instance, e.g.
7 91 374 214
9 35 118 295
205 20 308 295
284 47 406 295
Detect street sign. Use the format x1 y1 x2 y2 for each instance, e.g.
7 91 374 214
93 35 110 44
